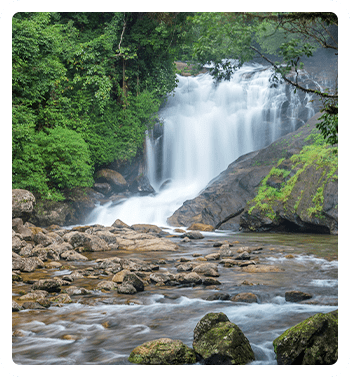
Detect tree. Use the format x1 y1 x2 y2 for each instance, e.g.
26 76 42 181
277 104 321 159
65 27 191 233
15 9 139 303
187 12 338 145
12 12 191 199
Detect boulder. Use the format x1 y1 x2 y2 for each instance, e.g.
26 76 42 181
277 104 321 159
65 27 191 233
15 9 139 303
12 219 34 240
205 252 220 260
12 256 45 272
93 182 112 196
241 265 284 273
32 279 61 293
63 231 91 248
192 312 255 364
17 291 48 301
12 189 36 221
205 293 230 301
129 174 155 196
93 230 117 245
33 232 54 247
174 272 202 285
117 283 137 295
63 231 110 252
118 237 178 252
285 290 313 302
60 250 89 261
96 280 118 290
21 301 47 310
231 292 258 303
193 263 219 277
149 272 175 286
112 270 131 283
131 224 162 234
95 168 128 193
123 272 144 292
219 244 235 257
12 235 26 253
129 338 196 365
12 300 23 312
111 219 130 228
187 223 215 232
84 234 110 252
273 310 338 365
64 286 91 295
182 231 204 240
50 294 73 305
202 277 221 285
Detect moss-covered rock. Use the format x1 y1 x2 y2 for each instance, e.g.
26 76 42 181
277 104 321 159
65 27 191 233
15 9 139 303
128 338 196 365
273 310 338 365
167 113 338 234
192 312 255 364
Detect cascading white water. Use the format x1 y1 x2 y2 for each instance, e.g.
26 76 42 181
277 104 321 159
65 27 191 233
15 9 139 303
87 63 315 227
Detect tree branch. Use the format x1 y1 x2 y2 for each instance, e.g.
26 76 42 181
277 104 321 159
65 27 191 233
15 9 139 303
250 46 338 99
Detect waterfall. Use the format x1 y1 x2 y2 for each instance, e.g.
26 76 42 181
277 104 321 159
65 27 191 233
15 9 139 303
87 63 316 227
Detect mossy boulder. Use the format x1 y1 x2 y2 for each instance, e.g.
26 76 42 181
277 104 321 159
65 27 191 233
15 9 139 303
128 338 197 365
192 312 255 364
273 310 338 365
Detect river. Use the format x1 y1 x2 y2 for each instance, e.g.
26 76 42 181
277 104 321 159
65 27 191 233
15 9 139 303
12 231 337 365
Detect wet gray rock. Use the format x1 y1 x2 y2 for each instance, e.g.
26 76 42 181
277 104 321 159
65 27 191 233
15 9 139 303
205 293 230 301
123 272 144 292
12 300 23 312
60 250 89 261
285 290 313 302
117 283 137 295
32 279 61 293
174 272 202 285
193 263 219 277
182 231 204 239
12 256 45 272
12 189 36 221
231 292 258 303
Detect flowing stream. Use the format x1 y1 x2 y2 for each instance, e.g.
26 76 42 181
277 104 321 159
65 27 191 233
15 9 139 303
12 63 338 365
12 233 338 365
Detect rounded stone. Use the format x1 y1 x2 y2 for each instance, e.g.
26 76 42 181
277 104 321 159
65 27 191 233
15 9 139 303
129 338 196 365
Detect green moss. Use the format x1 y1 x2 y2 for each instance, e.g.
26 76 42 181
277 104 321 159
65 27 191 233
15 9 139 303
248 139 337 220
273 310 338 365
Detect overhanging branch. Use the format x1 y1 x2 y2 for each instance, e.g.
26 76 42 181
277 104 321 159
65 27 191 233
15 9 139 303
250 46 338 99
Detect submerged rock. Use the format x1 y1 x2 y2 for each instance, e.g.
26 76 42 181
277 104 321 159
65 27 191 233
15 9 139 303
129 338 197 365
192 312 255 364
273 310 338 365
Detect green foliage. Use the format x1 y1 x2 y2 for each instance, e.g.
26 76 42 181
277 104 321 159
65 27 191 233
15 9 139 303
12 12 188 200
13 126 93 200
316 97 338 145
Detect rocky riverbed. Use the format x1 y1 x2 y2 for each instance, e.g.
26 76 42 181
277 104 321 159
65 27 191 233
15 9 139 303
12 217 338 364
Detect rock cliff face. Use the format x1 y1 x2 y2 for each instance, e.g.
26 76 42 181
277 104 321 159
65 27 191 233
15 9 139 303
167 113 338 234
